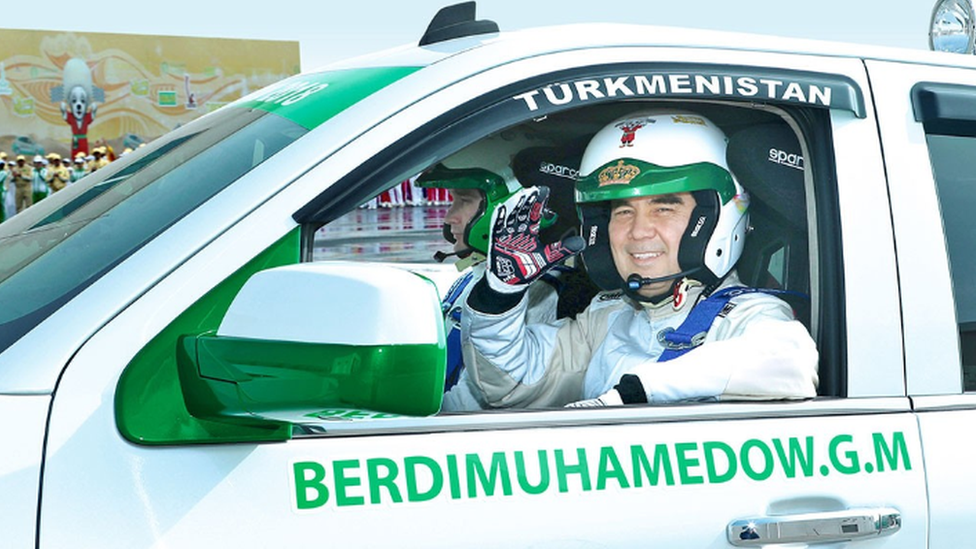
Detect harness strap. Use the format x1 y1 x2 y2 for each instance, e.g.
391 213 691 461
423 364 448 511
657 286 805 362
442 271 475 391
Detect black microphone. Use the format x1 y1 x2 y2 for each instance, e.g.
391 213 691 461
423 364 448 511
433 247 475 263
433 250 456 263
626 268 701 291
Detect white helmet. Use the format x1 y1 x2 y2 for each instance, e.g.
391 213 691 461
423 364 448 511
576 110 750 291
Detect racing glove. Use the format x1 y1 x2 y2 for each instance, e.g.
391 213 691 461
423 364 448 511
565 374 648 408
485 186 585 294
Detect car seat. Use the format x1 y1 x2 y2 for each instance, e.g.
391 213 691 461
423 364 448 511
726 122 811 330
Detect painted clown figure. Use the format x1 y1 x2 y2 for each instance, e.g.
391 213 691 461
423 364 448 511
615 119 647 148
56 59 100 159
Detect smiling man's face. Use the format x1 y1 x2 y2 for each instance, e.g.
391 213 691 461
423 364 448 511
608 192 696 298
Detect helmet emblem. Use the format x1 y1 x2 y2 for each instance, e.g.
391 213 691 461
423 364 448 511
615 118 652 147
671 114 707 126
598 160 641 186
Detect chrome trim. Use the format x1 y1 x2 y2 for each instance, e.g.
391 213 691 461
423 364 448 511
728 507 901 546
912 393 976 411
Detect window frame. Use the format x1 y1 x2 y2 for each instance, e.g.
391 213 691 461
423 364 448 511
296 61 850 404
913 84 976 392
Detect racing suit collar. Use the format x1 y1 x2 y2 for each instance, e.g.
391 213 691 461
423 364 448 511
627 271 741 313
627 277 706 312
454 251 486 271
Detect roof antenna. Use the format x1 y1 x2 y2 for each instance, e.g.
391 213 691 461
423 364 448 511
419 2 499 46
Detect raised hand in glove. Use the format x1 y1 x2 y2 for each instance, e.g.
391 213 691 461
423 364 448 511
486 186 585 294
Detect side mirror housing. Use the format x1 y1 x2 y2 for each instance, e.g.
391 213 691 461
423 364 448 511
177 262 445 427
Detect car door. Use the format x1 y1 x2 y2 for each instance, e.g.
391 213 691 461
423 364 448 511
868 57 976 548
38 45 926 547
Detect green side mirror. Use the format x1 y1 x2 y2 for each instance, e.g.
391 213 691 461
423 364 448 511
177 262 445 427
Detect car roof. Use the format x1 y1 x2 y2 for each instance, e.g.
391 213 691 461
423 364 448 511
317 22 976 75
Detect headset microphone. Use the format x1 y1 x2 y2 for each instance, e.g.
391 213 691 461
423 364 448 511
626 268 701 291
433 247 475 263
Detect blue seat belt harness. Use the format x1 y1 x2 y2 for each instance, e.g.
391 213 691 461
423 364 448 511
614 286 808 404
442 271 475 391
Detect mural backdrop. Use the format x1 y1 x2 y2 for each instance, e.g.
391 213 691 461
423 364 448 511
0 29 300 158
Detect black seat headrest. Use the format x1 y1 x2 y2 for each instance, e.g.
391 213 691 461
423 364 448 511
726 123 806 229
512 143 585 241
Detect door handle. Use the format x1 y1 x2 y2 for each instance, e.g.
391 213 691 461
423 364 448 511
727 507 901 546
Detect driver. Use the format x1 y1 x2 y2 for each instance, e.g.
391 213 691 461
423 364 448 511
460 111 819 408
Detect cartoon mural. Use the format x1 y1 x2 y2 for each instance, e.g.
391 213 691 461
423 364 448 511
52 58 102 157
0 30 300 158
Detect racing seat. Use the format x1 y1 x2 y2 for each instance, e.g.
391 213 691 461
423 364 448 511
726 122 811 329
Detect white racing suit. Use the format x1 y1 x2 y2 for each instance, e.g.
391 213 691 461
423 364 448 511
461 271 819 408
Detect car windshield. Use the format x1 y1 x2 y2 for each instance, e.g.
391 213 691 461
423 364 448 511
0 106 308 352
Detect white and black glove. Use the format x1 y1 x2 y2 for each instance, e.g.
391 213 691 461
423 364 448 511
565 391 624 408
565 374 649 408
485 186 585 294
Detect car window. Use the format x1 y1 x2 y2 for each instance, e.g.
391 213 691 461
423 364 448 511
312 182 457 291
306 98 837 410
313 183 447 263
925 133 976 390
0 107 308 354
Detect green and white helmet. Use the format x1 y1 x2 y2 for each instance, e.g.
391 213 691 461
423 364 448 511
575 111 750 291
417 132 546 256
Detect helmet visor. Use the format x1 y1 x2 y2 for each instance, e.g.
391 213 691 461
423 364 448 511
576 159 736 205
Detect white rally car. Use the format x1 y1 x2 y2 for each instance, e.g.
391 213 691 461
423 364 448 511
4 1 976 546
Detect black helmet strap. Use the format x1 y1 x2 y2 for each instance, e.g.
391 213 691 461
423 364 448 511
577 203 623 292
676 190 721 285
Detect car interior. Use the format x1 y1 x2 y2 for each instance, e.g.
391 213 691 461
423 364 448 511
314 99 824 403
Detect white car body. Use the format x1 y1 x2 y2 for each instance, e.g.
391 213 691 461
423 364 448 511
2 4 976 547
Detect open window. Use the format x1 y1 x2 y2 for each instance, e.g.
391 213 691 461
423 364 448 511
299 94 846 408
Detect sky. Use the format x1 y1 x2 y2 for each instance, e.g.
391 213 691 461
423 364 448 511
1 0 939 70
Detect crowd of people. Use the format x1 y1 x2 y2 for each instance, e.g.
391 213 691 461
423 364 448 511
0 145 119 221
359 175 452 208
